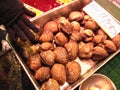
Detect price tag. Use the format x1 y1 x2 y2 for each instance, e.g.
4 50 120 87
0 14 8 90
83 1 120 38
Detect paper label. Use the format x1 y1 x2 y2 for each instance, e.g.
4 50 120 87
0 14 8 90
83 1 120 38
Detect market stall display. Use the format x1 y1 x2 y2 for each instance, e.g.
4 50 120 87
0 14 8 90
0 0 120 90
5 0 120 90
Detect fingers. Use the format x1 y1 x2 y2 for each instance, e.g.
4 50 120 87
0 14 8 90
18 20 35 41
6 14 39 43
7 27 16 42
21 15 39 33
13 24 27 42
24 7 36 17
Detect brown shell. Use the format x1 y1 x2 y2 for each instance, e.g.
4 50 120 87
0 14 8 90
51 64 66 85
82 29 95 42
92 46 109 61
79 42 94 59
40 50 55 66
71 21 81 31
64 40 79 60
69 11 84 21
59 19 73 34
70 30 82 42
54 32 68 46
40 42 54 51
40 78 60 90
34 67 50 82
84 20 99 31
65 61 81 83
27 54 41 71
39 31 54 42
53 47 69 64
103 40 117 53
112 34 120 48
44 21 58 33
92 35 107 45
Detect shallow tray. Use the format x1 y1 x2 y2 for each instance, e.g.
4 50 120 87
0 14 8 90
6 0 120 90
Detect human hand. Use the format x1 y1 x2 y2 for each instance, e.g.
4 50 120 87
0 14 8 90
6 7 39 43
0 0 39 43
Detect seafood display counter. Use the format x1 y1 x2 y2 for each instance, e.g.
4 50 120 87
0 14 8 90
0 0 120 90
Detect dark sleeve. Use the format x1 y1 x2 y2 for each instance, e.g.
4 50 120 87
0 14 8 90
0 0 24 25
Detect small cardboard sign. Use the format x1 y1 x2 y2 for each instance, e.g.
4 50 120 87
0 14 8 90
83 1 120 38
